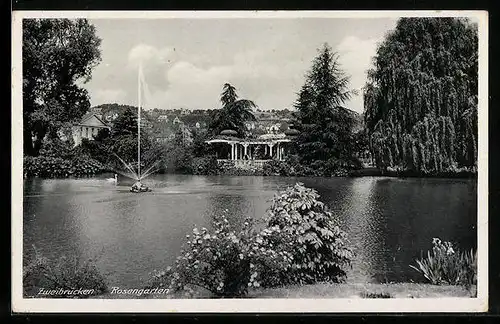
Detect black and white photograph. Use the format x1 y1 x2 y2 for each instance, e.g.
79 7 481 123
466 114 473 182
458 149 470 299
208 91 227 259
11 11 488 313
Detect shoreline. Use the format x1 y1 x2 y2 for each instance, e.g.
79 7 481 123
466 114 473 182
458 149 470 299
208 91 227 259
348 167 478 179
23 169 478 180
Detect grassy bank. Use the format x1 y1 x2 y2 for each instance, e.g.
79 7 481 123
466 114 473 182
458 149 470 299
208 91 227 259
91 282 475 299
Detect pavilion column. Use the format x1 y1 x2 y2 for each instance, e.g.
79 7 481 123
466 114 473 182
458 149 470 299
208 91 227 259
268 144 274 159
230 143 234 160
243 144 248 159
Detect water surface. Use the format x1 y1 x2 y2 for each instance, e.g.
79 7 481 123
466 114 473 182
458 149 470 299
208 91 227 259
23 174 477 287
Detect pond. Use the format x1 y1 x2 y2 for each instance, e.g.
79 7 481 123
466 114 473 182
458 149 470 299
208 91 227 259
23 174 477 288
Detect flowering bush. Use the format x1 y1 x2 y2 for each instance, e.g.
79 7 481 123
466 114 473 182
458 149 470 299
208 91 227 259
147 183 353 297
410 238 477 287
23 246 108 298
147 212 292 298
262 182 354 285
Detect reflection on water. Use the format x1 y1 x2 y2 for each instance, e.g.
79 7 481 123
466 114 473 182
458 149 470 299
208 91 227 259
23 174 477 287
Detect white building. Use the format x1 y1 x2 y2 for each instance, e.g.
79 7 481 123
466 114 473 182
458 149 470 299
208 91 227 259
72 113 110 147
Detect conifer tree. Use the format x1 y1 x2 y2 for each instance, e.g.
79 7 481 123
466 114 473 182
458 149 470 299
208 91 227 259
293 43 358 165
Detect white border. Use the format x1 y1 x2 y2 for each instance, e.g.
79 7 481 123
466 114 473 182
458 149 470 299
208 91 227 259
11 10 489 313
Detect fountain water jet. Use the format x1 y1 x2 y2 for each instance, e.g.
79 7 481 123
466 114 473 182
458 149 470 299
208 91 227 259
107 62 160 191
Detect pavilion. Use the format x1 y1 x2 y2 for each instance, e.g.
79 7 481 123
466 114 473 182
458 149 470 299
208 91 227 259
205 129 299 167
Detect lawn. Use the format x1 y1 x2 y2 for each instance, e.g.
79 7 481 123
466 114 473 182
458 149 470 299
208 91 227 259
93 282 476 299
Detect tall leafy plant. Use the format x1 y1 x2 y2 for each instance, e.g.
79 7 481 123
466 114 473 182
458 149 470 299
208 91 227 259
263 182 354 285
293 43 359 166
364 18 478 174
23 18 102 156
410 238 477 288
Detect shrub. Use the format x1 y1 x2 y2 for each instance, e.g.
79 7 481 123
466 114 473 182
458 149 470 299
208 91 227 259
24 155 106 178
262 156 356 177
146 212 292 298
410 238 477 288
38 138 73 159
262 182 354 285
147 183 353 297
192 155 222 175
23 246 108 298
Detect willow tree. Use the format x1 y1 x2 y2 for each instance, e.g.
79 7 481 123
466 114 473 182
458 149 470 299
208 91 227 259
293 43 358 165
208 83 257 138
364 18 478 173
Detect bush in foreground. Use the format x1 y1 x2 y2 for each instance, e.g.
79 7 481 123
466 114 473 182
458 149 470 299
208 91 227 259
410 238 477 288
263 182 354 285
147 183 353 297
147 212 292 298
23 246 108 298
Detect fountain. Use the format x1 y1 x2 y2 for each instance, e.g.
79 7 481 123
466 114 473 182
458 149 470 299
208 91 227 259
110 62 158 192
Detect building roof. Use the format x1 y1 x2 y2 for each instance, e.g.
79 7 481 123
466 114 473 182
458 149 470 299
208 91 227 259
76 113 110 128
205 135 291 145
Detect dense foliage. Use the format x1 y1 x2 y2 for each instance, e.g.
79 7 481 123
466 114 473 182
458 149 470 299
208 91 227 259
24 155 106 178
292 43 360 172
147 212 292 298
191 155 222 175
364 18 478 174
410 238 477 290
73 108 164 175
208 83 257 138
263 183 353 284
24 137 107 178
23 18 102 156
147 183 353 297
262 155 354 177
24 246 108 298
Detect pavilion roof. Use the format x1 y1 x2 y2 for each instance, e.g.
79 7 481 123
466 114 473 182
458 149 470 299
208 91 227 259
205 135 291 144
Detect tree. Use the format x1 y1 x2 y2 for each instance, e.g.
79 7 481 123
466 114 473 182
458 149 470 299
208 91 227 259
111 108 138 137
208 83 257 138
293 43 358 165
363 18 478 173
23 18 102 156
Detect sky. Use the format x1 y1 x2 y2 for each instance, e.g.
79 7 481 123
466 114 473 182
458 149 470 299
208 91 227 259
83 18 398 114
